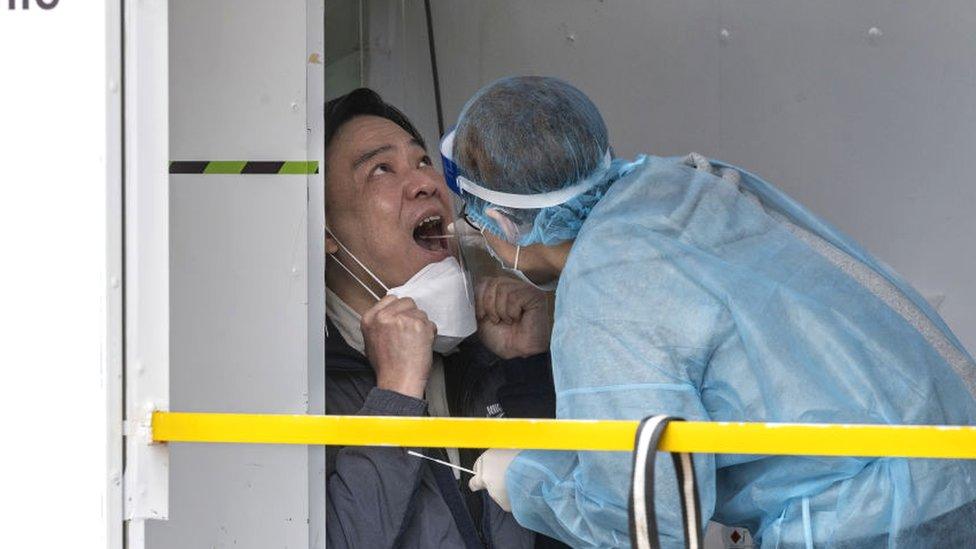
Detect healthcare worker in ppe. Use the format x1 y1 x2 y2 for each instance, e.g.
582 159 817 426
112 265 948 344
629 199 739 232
446 76 976 548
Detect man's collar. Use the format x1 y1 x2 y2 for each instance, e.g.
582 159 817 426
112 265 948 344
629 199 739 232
326 286 366 354
325 317 372 372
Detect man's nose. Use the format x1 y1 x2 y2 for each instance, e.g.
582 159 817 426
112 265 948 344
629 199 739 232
405 172 439 199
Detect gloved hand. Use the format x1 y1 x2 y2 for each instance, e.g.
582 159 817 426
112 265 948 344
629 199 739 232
468 449 521 512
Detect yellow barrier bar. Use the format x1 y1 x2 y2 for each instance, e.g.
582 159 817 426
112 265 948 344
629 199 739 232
153 412 976 459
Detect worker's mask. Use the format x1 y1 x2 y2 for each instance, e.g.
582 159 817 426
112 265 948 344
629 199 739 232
327 229 476 354
480 226 558 293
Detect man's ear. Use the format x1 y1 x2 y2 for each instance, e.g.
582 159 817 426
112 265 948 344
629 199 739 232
325 227 340 254
485 208 520 242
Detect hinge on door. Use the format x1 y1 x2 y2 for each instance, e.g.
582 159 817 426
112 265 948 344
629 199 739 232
122 403 157 444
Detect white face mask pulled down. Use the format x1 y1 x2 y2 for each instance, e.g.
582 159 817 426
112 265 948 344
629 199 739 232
328 230 477 354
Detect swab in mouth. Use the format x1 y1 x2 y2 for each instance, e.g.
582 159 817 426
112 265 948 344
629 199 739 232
413 215 448 251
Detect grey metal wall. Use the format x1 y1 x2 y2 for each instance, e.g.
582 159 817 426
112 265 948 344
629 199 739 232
370 0 976 353
149 1 324 547
325 0 366 98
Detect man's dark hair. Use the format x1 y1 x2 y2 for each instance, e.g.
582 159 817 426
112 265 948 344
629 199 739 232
323 88 426 175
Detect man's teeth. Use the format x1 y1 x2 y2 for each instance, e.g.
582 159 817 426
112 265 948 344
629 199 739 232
416 215 441 228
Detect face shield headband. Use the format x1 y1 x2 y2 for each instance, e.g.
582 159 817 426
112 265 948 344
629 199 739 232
439 128 612 210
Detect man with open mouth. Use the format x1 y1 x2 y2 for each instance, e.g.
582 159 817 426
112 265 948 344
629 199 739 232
321 88 566 549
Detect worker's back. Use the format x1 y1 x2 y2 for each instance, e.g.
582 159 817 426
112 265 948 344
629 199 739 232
542 154 976 547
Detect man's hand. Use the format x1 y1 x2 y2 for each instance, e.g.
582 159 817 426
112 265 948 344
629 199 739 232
475 277 552 359
361 295 436 399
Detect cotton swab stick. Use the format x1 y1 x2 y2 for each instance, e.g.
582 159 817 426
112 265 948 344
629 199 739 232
407 450 476 474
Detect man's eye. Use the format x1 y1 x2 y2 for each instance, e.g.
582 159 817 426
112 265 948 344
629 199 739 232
370 164 392 177
418 156 432 168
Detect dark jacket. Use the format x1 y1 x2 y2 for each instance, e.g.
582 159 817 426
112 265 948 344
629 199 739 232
324 319 565 548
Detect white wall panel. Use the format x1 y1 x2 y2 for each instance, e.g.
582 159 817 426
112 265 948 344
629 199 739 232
167 177 309 413
149 1 320 547
365 0 443 144
168 0 309 160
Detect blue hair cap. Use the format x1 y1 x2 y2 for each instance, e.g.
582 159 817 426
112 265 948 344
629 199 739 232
451 76 624 246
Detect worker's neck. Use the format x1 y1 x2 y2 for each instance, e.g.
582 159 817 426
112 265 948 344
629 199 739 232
527 240 573 281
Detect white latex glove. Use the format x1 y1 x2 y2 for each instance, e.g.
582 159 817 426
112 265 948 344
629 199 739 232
468 449 521 512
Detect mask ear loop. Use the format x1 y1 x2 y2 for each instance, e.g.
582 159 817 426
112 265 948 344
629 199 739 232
479 217 524 272
508 212 523 272
326 226 389 301
507 218 523 273
329 254 382 302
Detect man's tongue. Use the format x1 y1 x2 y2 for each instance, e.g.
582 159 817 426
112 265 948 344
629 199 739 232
416 234 439 251
414 221 444 251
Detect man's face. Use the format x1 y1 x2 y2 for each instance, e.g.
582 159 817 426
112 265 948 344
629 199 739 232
325 115 453 291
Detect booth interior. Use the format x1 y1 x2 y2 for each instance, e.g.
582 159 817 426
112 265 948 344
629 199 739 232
125 1 976 547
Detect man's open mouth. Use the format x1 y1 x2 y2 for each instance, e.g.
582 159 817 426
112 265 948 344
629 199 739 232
413 215 449 252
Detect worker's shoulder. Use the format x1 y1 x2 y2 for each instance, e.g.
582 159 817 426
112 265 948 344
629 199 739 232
583 158 718 237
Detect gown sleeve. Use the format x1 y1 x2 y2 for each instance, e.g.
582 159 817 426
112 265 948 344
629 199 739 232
504 260 731 548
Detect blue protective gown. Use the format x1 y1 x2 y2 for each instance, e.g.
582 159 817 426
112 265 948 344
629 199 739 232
505 155 976 548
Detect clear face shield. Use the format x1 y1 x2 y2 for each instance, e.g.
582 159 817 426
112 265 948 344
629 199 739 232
438 129 508 284
447 202 504 277
440 128 611 291
410 198 479 308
